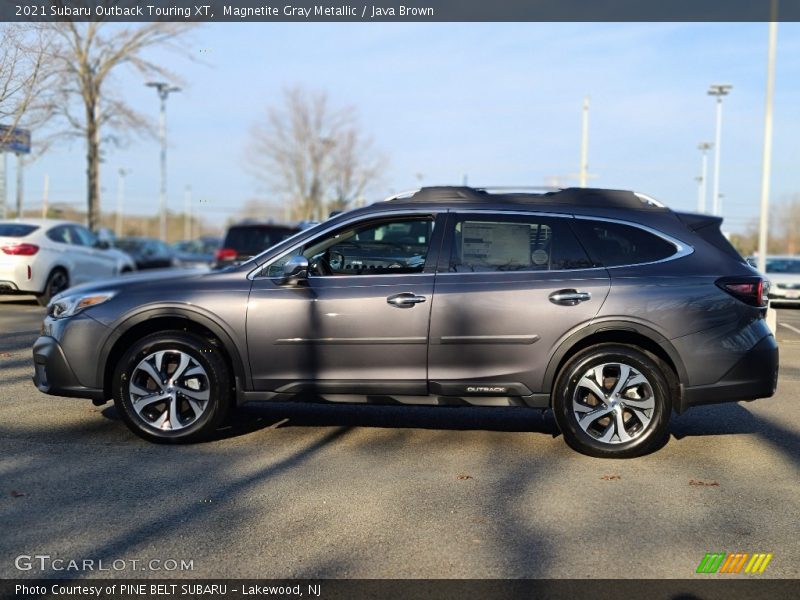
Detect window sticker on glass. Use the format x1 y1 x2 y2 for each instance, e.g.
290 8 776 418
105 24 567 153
461 222 531 268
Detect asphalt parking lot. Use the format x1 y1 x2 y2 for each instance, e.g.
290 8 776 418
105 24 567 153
1 296 798 579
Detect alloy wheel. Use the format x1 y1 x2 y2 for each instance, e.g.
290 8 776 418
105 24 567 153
128 349 210 431
572 362 655 444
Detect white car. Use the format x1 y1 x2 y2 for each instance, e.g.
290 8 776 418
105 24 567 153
0 219 136 306
748 255 800 306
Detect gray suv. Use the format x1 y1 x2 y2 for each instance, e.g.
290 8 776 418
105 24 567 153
32 187 778 457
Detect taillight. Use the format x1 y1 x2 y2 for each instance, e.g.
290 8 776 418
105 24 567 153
716 277 769 307
214 247 237 262
1 243 39 255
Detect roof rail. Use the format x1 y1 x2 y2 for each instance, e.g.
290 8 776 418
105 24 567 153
379 185 669 210
633 192 666 208
382 189 421 202
473 185 562 194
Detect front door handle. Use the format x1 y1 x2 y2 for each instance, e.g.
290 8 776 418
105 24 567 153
387 293 427 308
549 289 592 306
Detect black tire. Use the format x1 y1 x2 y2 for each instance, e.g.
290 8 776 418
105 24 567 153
36 268 69 307
112 331 231 443
552 343 672 458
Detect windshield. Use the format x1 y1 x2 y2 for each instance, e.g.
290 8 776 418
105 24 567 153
115 239 145 252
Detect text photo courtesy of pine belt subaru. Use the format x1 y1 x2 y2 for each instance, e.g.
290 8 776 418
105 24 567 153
0 219 136 306
31 187 778 458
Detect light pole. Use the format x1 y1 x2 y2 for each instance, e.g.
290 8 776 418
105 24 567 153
15 153 24 217
146 82 180 241
579 95 590 188
116 168 130 237
696 142 713 212
184 185 192 240
757 0 779 274
708 84 732 216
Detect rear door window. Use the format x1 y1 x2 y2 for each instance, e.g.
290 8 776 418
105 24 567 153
571 220 677 267
444 214 594 272
47 225 73 244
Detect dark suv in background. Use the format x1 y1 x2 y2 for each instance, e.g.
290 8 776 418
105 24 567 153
213 221 299 268
32 187 778 457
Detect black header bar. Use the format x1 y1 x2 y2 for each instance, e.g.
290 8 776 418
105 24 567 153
2 0 799 23
3 579 800 600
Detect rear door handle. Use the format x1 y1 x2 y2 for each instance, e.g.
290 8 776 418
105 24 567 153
549 289 592 306
387 293 427 308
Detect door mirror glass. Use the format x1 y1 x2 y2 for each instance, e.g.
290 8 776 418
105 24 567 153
281 255 309 284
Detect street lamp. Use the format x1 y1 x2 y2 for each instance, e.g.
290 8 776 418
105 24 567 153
116 168 130 237
757 0 779 275
708 83 732 217
146 81 180 241
579 95 590 188
696 142 713 213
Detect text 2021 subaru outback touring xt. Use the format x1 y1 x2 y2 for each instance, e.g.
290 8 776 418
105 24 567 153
32 187 778 458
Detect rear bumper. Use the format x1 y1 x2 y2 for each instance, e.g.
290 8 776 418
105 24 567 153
679 334 779 413
0 256 46 293
32 335 105 401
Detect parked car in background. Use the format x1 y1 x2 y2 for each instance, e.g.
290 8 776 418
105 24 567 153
32 187 777 457
114 237 179 270
213 222 299 268
748 255 800 306
171 237 220 268
0 219 136 305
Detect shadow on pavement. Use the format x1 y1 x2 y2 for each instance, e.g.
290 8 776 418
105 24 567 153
671 402 800 468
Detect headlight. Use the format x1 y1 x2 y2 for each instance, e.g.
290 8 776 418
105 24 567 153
47 292 116 319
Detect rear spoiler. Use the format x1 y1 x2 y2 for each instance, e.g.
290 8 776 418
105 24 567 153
674 212 744 262
674 211 723 232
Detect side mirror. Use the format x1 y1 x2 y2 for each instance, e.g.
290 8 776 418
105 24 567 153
280 255 309 285
94 240 110 250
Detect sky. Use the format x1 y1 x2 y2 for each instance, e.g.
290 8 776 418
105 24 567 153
6 21 800 234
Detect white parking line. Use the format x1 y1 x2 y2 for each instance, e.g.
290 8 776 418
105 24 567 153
779 322 800 336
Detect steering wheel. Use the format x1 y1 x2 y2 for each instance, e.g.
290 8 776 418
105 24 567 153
328 250 345 271
309 250 345 276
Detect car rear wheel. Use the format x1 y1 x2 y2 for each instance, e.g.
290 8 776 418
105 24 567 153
36 269 69 307
552 344 672 458
112 331 231 443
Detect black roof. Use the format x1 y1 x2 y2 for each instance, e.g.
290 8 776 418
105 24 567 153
382 186 667 211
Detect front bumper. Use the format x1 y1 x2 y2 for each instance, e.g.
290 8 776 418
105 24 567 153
32 336 105 401
679 334 779 413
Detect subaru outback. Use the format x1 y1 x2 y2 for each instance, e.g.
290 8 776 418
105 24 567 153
32 187 778 457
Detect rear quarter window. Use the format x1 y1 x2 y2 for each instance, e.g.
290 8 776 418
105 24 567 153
0 224 38 237
573 220 677 267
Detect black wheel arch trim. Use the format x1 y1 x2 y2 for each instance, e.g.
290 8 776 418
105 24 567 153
542 319 689 411
96 305 249 401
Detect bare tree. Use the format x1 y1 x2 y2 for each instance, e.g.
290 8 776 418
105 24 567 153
247 87 385 221
775 194 800 255
0 24 53 145
44 21 193 231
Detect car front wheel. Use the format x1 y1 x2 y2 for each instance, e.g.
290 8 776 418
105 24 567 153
36 269 69 307
552 344 672 458
112 331 231 443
